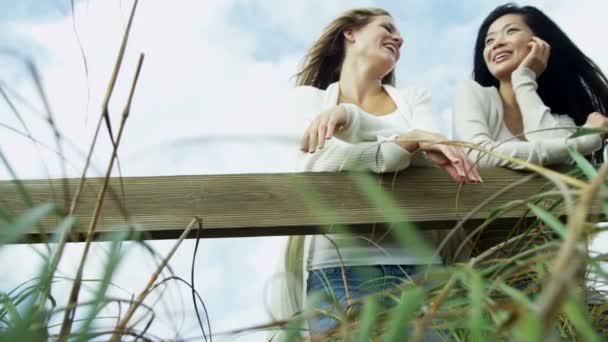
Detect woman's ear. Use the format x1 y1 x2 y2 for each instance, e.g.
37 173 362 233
343 27 356 43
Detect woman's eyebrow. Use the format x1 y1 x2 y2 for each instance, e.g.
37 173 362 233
384 22 397 32
487 22 519 37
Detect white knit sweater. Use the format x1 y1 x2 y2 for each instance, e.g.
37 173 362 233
295 81 443 269
270 82 444 331
452 67 602 169
294 81 441 172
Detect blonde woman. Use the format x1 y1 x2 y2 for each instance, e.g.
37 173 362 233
272 8 480 339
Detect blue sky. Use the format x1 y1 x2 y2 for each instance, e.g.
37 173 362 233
0 0 71 20
1 0 607 340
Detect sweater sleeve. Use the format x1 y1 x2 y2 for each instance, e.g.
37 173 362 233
298 136 412 172
512 67 602 147
452 80 602 169
292 86 412 172
512 67 565 139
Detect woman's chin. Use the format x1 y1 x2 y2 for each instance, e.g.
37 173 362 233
490 65 517 82
373 57 396 76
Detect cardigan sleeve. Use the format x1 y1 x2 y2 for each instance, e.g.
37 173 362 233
297 136 413 172
452 80 602 169
511 67 565 139
293 87 406 143
292 86 412 172
512 67 603 146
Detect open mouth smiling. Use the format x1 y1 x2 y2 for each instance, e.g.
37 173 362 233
383 43 398 57
492 50 512 64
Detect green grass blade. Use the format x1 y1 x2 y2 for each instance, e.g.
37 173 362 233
516 311 542 342
0 207 13 222
382 286 424 342
349 172 434 260
0 293 22 324
497 282 533 308
468 269 485 342
50 215 77 244
567 147 597 180
562 291 602 342
0 203 55 244
569 127 608 139
35 215 76 317
527 203 566 239
354 297 379 342
74 230 131 342
0 149 34 207
291 175 350 234
284 315 305 342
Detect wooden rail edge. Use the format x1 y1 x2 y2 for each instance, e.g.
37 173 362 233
1 166 594 243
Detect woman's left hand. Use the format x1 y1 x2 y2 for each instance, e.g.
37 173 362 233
519 36 550 78
398 130 482 183
420 143 482 184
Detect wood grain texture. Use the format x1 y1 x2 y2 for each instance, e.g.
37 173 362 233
1 167 572 242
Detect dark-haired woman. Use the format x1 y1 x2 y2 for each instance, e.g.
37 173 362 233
453 3 608 168
271 7 478 340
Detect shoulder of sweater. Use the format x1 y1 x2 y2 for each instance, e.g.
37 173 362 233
294 85 324 96
389 85 430 100
454 79 490 95
453 79 499 106
291 85 324 109
294 86 325 98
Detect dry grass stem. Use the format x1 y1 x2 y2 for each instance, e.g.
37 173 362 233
536 162 608 333
110 217 199 341
392 137 588 188
57 49 144 340
38 0 141 318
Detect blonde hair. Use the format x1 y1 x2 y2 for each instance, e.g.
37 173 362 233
295 8 396 89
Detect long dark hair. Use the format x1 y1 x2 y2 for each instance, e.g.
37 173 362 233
473 3 608 125
295 8 396 89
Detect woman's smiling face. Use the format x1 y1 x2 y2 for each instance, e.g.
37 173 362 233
483 14 535 81
345 15 404 75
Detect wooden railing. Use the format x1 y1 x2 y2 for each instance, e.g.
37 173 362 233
1 167 565 244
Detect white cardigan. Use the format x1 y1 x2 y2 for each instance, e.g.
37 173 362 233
297 82 444 271
452 67 602 169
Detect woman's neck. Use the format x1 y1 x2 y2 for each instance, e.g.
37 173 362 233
498 78 526 139
338 56 386 105
498 79 518 111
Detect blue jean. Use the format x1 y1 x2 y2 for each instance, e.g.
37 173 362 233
306 265 449 341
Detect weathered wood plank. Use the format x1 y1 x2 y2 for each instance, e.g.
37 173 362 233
1 167 567 242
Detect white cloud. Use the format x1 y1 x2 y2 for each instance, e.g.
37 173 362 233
1 0 306 180
551 0 608 73
237 0 375 44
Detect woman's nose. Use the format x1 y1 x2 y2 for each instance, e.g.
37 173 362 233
393 35 404 48
492 34 506 49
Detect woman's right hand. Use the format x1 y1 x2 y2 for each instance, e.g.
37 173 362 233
518 36 550 78
585 112 608 139
396 130 482 183
300 104 348 153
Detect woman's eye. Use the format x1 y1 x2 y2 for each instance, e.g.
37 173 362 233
485 38 494 45
506 28 518 34
382 25 392 33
